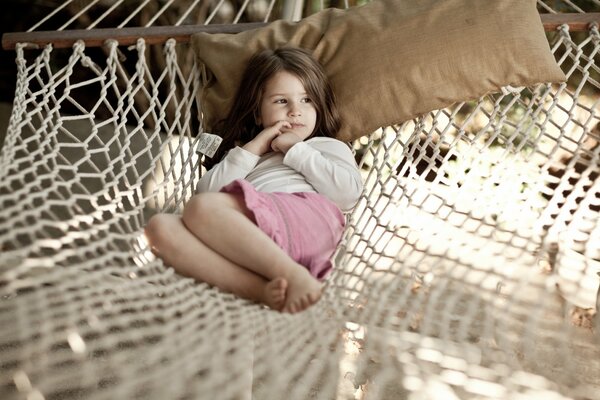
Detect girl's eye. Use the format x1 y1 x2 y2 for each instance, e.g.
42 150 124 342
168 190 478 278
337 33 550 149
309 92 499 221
301 97 312 103
274 99 287 104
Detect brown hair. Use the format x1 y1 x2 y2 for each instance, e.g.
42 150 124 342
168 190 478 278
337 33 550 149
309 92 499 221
203 47 341 170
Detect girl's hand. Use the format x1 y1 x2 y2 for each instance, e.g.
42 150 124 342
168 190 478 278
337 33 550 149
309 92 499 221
243 121 291 156
271 132 302 154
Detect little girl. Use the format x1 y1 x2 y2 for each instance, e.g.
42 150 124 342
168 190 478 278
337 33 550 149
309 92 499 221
145 47 363 313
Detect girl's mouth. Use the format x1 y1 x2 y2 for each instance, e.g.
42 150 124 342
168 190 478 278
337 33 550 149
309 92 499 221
290 123 304 129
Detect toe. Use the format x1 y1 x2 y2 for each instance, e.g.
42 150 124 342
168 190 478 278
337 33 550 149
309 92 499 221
300 297 310 309
290 302 299 314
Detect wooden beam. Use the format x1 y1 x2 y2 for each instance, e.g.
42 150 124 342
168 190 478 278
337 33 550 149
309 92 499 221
2 13 599 51
1 22 268 50
541 12 600 32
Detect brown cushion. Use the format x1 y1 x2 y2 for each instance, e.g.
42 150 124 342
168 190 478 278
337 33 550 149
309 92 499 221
191 0 566 142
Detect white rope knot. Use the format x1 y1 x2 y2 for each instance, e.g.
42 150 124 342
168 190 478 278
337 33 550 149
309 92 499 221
501 85 525 95
559 23 570 34
80 55 93 68
103 39 120 54
15 45 27 68
72 40 95 69
135 37 146 52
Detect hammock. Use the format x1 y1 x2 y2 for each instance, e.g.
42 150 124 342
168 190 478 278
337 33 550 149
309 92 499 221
1 1 599 399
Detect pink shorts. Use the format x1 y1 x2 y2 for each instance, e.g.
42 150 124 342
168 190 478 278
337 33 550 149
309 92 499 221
220 179 345 281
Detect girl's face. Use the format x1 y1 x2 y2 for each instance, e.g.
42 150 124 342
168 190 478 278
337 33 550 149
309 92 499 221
258 71 317 141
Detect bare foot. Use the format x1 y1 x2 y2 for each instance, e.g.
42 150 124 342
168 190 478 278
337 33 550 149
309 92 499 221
263 277 288 311
282 266 322 314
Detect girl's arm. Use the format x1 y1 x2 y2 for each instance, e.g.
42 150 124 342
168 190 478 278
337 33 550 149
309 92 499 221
197 147 259 192
283 138 363 212
197 121 290 192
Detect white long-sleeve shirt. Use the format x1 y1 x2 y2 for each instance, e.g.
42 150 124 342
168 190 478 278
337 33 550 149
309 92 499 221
197 137 363 212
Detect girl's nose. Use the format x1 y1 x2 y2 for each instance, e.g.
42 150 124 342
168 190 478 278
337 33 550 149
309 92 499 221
288 104 301 117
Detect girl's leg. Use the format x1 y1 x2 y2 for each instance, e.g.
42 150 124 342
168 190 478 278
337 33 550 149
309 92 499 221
145 213 287 310
181 192 322 313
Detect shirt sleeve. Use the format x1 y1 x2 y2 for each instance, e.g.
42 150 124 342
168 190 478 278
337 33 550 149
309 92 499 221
283 139 363 212
196 146 260 192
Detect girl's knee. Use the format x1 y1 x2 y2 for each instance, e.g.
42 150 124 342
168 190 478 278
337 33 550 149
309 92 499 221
145 213 177 250
182 192 252 227
182 193 223 225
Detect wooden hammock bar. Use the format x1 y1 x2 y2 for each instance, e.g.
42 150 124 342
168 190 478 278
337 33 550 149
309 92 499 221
2 13 599 51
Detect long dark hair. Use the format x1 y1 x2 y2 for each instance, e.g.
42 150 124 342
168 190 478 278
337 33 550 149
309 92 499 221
203 47 341 170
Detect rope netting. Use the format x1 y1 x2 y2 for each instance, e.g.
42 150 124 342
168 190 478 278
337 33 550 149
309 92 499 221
1 1 599 399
